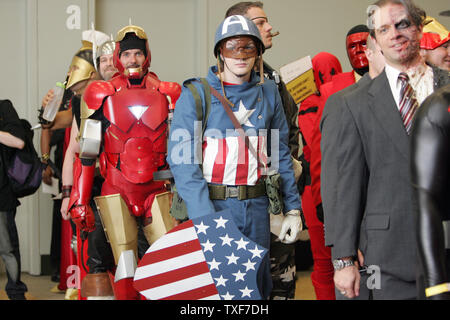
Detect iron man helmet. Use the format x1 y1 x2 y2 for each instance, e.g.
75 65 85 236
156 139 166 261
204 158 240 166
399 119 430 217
113 25 151 79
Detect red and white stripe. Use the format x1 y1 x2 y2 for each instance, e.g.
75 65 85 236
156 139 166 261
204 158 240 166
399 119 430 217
133 221 220 300
202 135 268 186
398 73 419 134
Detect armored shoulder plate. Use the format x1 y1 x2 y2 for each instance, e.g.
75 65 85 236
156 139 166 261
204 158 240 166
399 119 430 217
83 80 115 112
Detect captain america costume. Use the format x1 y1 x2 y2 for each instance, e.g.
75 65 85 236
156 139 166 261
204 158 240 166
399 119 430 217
167 65 301 299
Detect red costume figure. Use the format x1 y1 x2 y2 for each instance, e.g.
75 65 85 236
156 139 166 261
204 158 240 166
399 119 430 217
58 116 78 298
420 16 450 72
299 53 343 149
60 36 102 300
310 25 370 210
302 25 369 300
298 52 342 300
68 25 181 300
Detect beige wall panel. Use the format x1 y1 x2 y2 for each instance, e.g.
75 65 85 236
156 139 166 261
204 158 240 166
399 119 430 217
0 0 32 274
35 0 92 274
37 0 93 105
0 0 27 114
0 0 93 274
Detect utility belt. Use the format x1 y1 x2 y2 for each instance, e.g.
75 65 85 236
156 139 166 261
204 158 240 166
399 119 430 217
208 172 284 215
208 180 266 200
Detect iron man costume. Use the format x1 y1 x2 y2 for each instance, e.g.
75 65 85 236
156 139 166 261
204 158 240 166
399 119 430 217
68 25 181 300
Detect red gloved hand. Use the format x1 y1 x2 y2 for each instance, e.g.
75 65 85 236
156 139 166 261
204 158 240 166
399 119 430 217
159 81 182 109
70 204 96 232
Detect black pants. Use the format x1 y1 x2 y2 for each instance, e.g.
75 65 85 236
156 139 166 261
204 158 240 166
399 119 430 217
86 202 150 273
0 210 27 299
269 233 296 299
50 199 62 277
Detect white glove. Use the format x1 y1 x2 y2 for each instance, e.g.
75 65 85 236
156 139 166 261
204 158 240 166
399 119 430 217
291 157 303 182
278 210 303 244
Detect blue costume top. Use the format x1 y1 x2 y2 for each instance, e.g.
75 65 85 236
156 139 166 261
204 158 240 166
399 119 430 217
168 66 301 219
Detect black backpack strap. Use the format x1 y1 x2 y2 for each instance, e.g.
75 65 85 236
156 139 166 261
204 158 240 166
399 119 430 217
199 78 211 132
170 78 212 222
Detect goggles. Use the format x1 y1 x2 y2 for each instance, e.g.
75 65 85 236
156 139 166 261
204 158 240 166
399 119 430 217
220 36 259 59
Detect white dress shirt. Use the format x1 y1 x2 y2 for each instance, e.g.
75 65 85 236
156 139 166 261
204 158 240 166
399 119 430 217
384 62 434 110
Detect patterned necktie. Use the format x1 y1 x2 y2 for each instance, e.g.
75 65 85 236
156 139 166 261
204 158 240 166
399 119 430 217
398 72 419 134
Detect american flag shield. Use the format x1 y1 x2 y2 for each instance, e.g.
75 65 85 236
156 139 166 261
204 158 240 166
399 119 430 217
133 208 268 300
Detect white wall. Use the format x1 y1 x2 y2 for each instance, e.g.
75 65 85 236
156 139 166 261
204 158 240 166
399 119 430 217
0 0 448 275
35 0 94 273
0 0 93 275
0 0 38 275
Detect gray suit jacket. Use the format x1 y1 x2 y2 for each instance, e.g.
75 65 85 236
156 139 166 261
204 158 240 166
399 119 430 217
321 66 449 299
332 70 419 297
320 73 372 247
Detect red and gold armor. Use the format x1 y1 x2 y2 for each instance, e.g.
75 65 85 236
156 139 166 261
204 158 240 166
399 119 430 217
114 25 151 79
84 74 170 218
420 16 450 50
68 25 181 300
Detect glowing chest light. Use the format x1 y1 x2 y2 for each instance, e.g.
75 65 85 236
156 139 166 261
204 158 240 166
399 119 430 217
103 86 168 132
128 105 149 120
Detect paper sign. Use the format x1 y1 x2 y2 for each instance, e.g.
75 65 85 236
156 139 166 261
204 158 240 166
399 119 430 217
279 56 317 104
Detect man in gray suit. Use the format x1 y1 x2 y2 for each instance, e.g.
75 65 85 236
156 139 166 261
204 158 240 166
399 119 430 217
326 0 449 300
320 35 385 300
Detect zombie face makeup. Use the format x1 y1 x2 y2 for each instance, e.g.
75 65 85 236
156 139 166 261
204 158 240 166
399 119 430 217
373 3 422 69
346 32 369 70
220 36 259 59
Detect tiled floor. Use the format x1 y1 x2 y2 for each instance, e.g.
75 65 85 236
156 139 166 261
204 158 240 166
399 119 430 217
0 273 65 300
0 269 316 300
295 269 316 300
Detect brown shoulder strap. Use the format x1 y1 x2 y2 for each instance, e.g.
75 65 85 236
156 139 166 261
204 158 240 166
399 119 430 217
207 85 259 161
